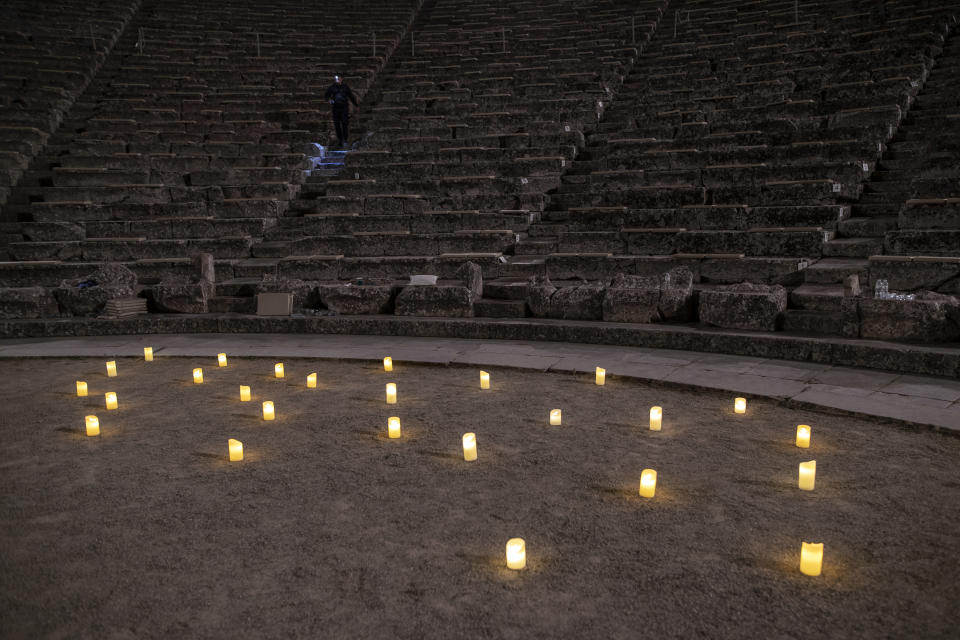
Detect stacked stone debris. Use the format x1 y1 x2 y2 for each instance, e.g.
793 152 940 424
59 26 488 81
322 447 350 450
0 0 422 316
252 0 667 318
0 0 139 213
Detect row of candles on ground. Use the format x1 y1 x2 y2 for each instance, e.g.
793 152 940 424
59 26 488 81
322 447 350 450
504 539 825 573
81 353 825 576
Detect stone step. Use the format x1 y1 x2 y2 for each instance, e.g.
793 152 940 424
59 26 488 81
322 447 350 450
898 198 960 230
214 277 262 297
862 180 911 194
552 186 707 210
251 230 517 259
867 255 960 291
803 257 869 284
857 193 894 206
837 217 899 237
56 153 310 172
275 211 531 236
885 230 960 256
850 202 900 217
638 228 826 257
334 254 505 282
7 236 254 262
38 182 298 204
781 309 844 335
822 237 884 258
746 205 849 229
312 175 557 199
292 193 545 215
207 295 256 314
474 298 527 318
499 254 547 278
788 283 844 312
482 278 530 301
342 157 566 181
515 238 557 255
28 199 289 222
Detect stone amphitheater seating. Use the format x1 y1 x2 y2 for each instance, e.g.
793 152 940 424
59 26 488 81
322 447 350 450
0 0 958 346
1 0 423 302
218 0 669 315
0 0 138 213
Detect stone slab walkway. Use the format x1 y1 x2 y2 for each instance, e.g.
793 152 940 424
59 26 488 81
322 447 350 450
1 334 958 432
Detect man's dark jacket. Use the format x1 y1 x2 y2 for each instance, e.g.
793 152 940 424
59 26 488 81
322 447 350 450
324 82 358 109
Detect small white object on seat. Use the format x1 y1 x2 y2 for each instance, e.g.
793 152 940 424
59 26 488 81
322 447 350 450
409 275 438 285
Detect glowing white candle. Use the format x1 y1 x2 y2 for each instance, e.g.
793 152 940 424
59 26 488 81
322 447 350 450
307 373 317 388
76 381 88 397
550 409 562 426
596 367 606 385
388 416 401 439
650 406 662 431
274 363 284 378
228 438 243 462
105 392 118 410
85 415 100 437
239 385 251 402
639 468 657 498
383 356 393 372
386 383 397 404
506 538 526 570
799 460 816 491
143 347 153 361
796 425 811 448
218 353 227 367
262 401 275 421
193 368 203 384
463 432 477 461
480 371 490 390
734 397 746 414
106 361 117 377
800 542 823 576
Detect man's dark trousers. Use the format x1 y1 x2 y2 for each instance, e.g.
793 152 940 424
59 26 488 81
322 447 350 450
332 105 350 145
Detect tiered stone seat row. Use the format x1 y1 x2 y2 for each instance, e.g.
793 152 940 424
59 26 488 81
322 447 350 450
1 0 423 270
255 0 668 317
0 0 138 214
2 0 958 338
826 24 960 310
867 33 960 259
514 0 959 299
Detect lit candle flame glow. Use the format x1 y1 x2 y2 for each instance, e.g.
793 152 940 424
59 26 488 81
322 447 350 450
650 406 662 431
388 416 401 439
506 538 526 570
639 469 657 498
463 432 477 460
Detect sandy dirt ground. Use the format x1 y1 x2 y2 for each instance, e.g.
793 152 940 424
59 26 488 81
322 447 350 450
0 355 958 639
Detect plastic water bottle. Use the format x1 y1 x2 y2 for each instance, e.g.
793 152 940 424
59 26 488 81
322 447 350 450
874 279 889 299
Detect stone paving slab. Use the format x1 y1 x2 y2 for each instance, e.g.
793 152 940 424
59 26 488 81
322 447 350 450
806 366 903 391
879 375 960 403
0 334 957 432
